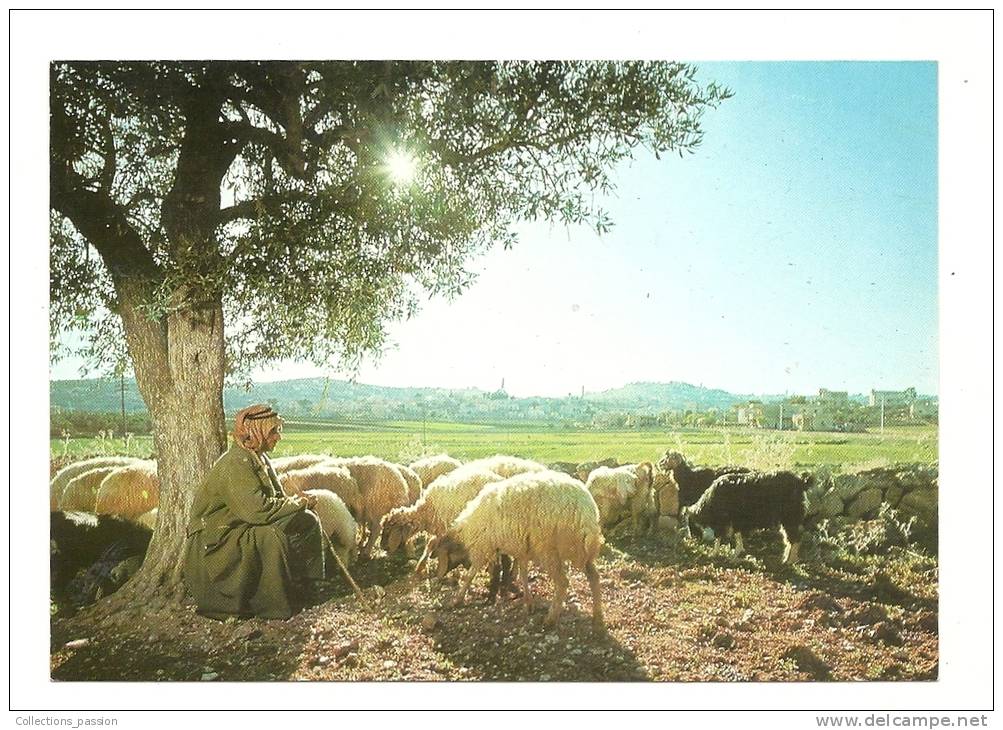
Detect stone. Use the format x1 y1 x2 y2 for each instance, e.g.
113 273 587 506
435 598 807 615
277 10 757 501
833 474 867 502
798 592 843 614
817 490 845 519
200 672 219 681
421 614 438 632
64 638 90 650
847 488 883 520
883 484 904 508
898 487 938 525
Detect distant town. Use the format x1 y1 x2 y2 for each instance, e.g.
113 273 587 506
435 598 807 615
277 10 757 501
50 377 937 437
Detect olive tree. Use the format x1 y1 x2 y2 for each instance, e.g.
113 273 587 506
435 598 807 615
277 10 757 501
50 60 729 599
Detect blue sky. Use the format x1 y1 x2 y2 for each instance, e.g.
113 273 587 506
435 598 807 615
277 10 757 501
53 62 939 398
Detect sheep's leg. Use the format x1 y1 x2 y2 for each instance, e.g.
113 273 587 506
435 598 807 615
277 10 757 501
584 560 605 634
450 561 480 608
360 519 380 559
733 531 744 556
780 525 800 564
518 560 534 616
543 560 568 629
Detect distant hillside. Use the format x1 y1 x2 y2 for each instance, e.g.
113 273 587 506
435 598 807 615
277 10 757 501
50 376 765 424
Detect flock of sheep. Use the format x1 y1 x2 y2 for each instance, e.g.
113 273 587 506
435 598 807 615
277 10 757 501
50 449 815 631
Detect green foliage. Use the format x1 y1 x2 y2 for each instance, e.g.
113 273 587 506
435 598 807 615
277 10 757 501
50 61 731 378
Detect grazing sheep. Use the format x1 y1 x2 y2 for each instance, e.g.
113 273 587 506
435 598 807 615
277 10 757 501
50 457 142 511
59 466 122 512
278 464 363 518
328 456 410 558
304 489 359 567
381 467 505 554
50 511 152 603
270 454 334 474
465 454 547 479
135 508 158 531
418 470 605 632
94 461 159 520
394 464 423 505
682 470 813 563
657 450 750 508
65 543 145 610
408 454 462 490
585 462 656 533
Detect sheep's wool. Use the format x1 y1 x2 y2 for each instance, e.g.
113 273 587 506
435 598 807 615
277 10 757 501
408 454 462 489
94 461 160 520
464 454 547 480
50 457 142 511
303 489 358 566
453 470 602 570
60 466 123 512
391 466 504 538
279 464 361 515
270 454 333 474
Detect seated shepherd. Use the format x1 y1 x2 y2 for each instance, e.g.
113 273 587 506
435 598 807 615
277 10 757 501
184 404 334 619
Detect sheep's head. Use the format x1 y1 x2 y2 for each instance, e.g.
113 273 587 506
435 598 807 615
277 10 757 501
416 534 470 579
658 450 685 472
380 510 416 554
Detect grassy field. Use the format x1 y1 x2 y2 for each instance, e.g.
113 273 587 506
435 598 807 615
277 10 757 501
51 421 938 469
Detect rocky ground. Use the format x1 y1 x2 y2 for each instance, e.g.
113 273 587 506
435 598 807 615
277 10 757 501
50 527 938 682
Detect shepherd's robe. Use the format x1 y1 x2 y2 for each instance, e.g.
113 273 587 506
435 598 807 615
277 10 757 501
183 444 329 619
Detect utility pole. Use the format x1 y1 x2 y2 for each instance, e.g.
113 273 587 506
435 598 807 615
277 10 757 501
120 372 127 439
880 395 885 434
779 401 784 431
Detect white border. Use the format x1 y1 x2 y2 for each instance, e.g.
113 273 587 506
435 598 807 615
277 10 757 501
9 8 995 719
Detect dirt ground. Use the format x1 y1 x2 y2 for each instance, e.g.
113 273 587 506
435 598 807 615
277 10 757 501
50 528 938 682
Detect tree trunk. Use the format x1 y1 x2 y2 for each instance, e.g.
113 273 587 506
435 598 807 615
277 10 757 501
114 299 227 605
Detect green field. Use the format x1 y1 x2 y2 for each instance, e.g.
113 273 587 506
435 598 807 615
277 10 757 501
51 421 938 469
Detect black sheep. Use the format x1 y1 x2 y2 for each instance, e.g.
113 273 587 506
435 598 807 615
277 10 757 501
682 470 813 563
657 450 750 507
51 511 152 604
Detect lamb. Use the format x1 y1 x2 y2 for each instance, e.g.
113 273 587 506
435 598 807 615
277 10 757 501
380 466 505 554
58 466 122 512
408 453 462 490
585 462 656 533
327 456 410 558
50 456 142 511
278 464 363 517
303 489 359 567
269 454 334 474
94 461 160 520
417 470 605 632
657 450 750 508
464 454 547 479
50 511 152 604
682 470 813 563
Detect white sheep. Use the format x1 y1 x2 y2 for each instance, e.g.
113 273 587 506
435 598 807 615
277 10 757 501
463 454 547 479
94 461 159 520
278 463 363 518
585 462 656 533
327 456 410 558
418 470 605 632
59 466 123 512
381 466 505 554
304 489 359 567
407 453 462 490
50 457 142 511
269 453 333 474
393 464 423 505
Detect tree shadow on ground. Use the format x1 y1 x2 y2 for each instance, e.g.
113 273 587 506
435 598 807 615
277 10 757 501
424 575 649 681
605 527 936 613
